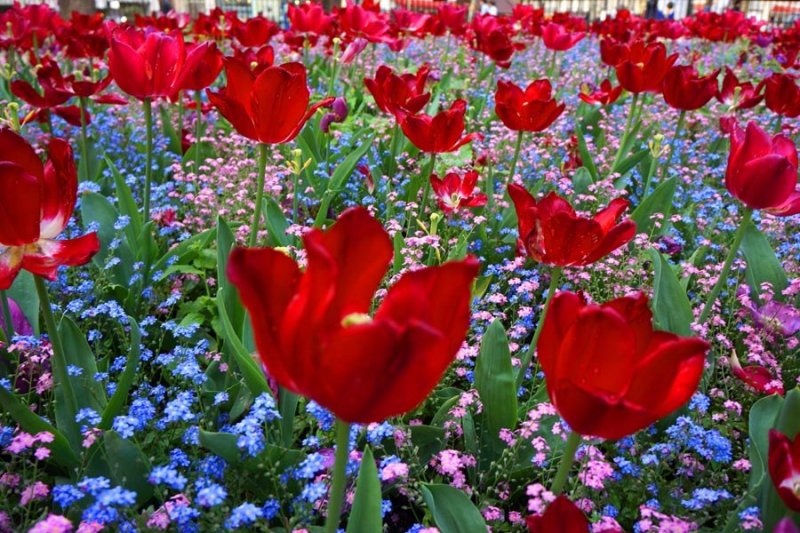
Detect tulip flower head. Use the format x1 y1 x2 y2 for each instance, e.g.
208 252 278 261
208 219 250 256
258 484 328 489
729 350 784 395
364 64 431 117
538 292 710 440
227 207 479 423
578 79 623 106
0 130 99 290
495 79 565 133
764 73 800 118
108 26 186 100
526 496 590 533
768 429 800 512
430 170 488 214
398 99 482 153
541 22 585 51
615 40 678 94
661 65 720 111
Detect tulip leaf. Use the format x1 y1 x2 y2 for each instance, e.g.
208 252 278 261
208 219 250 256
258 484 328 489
100 431 154 506
421 484 487 533
100 318 141 430
648 248 692 336
217 287 271 398
475 320 518 457
571 167 594 195
408 425 447 463
264 197 292 248
346 447 382 533
58 316 107 411
615 148 650 180
152 228 216 280
314 133 375 227
740 220 789 302
279 387 299 448
159 105 183 155
630 176 677 236
7 270 39 334
182 141 217 166
77 137 104 182
0 386 80 469
217 217 244 334
106 156 143 244
574 123 599 182
199 429 242 463
81 191 135 286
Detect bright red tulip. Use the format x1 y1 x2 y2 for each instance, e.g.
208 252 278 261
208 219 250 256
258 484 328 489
726 122 800 216
287 2 335 39
227 207 479 423
662 65 719 111
508 185 635 266
108 26 186 100
579 79 623 106
538 291 709 440
437 3 468 36
599 38 626 67
175 41 223 93
526 496 591 532
10 59 82 127
768 429 800 512
615 41 678 94
0 129 99 290
541 22 585 51
207 59 333 145
716 67 764 110
339 4 391 43
764 73 800 118
470 15 521 69
231 16 279 47
364 65 431 117
495 79 565 133
231 45 275 75
430 170 487 214
729 351 784 396
398 99 482 153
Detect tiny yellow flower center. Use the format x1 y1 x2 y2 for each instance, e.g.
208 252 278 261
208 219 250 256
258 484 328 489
341 313 372 327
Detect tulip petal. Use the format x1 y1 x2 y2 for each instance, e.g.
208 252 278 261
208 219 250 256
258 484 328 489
251 63 310 143
536 291 583 376
20 233 100 281
0 128 44 179
0 247 23 291
0 163 41 246
39 138 77 240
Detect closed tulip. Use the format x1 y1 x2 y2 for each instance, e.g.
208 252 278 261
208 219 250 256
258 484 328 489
0 129 99 290
726 122 799 216
541 22 585 51
398 99 481 153
662 65 719 111
508 185 635 267
495 79 565 132
108 26 185 100
538 292 710 440
227 207 479 423
764 73 800 118
615 40 678 94
768 429 800 512
175 41 223 93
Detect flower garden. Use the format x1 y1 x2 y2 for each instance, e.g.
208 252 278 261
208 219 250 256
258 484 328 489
1 2 800 531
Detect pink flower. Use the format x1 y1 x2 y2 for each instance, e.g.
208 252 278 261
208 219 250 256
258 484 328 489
20 481 50 505
29 514 73 533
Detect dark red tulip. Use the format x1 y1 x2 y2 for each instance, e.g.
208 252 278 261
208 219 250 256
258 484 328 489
538 291 710 440
470 15 521 69
108 26 185 100
231 45 275 75
0 129 99 290
398 99 481 154
526 496 590 533
430 170 487 214
508 185 635 266
579 79 623 106
175 41 223 93
207 59 333 145
729 351 784 396
227 207 479 423
287 2 335 39
339 4 392 43
768 429 800 512
541 22 585 51
232 16 279 47
364 65 431 117
599 38 626 67
495 79 565 133
726 122 800 216
437 3 468 36
616 40 678 94
764 73 800 118
716 67 764 110
662 65 719 111
58 11 109 59
10 59 82 127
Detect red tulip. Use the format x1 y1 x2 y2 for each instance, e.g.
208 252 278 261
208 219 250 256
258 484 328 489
231 45 275 75
58 11 109 59
231 16 279 48
470 15 521 69
207 59 333 145
287 2 335 39
599 38 626 67
227 207 479 423
615 40 678 94
729 351 784 396
726 122 800 216
437 3 468 36
662 65 719 111
538 291 709 440
526 496 590 532
339 4 391 43
579 79 623 106
10 59 82 127
541 22 585 51
716 67 764 110
430 170 487 214
108 26 186 100
764 73 800 119
508 185 635 266
398 100 482 153
768 429 800 512
0 129 99 290
175 41 223 93
364 65 431 117
495 79 565 133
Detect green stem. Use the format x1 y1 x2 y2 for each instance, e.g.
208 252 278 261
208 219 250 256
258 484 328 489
515 267 562 390
507 130 524 185
248 143 269 247
658 109 686 183
641 151 659 201
78 97 90 182
550 431 581 495
34 276 78 418
325 420 351 533
548 49 558 77
327 40 340 96
194 91 203 172
142 98 153 223
176 91 184 156
611 93 639 172
697 207 753 325
418 152 437 219
0 291 13 341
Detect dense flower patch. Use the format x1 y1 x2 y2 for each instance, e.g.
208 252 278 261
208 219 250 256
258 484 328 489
0 2 800 532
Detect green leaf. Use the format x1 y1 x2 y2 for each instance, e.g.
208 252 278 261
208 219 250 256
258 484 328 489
314 133 375 227
7 271 39 334
80 191 134 285
408 425 446 463
77 138 104 182
346 447 382 533
740 220 789 301
151 228 216 279
421 484 487 533
264 197 291 247
474 320 517 455
571 167 593 195
279 387 298 448
648 248 693 336
182 141 217 165
630 176 677 236
574 123 599 182
100 318 141 430
101 431 154 505
106 156 143 244
217 217 244 334
58 317 107 411
0 386 79 469
199 429 242 463
159 105 182 154
615 148 650 179
217 287 271 397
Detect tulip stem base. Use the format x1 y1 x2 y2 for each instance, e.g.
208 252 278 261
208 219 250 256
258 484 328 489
611 93 639 172
507 130 524 186
142 98 153 224
248 143 269 247
655 109 686 189
697 207 752 326
515 267 562 391
34 276 78 420
79 97 90 182
325 420 351 533
194 91 203 173
0 291 13 342
550 431 581 494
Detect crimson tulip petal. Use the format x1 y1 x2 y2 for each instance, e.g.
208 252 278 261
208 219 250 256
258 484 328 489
206 90 258 141
109 38 150 99
585 220 637 264
768 429 800 512
251 64 311 143
20 233 100 280
0 128 44 178
536 291 583 376
0 248 23 291
39 138 77 240
0 163 41 246
526 495 590 533
593 197 629 233
734 155 795 209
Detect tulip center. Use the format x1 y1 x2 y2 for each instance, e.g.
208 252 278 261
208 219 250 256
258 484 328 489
341 313 372 327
